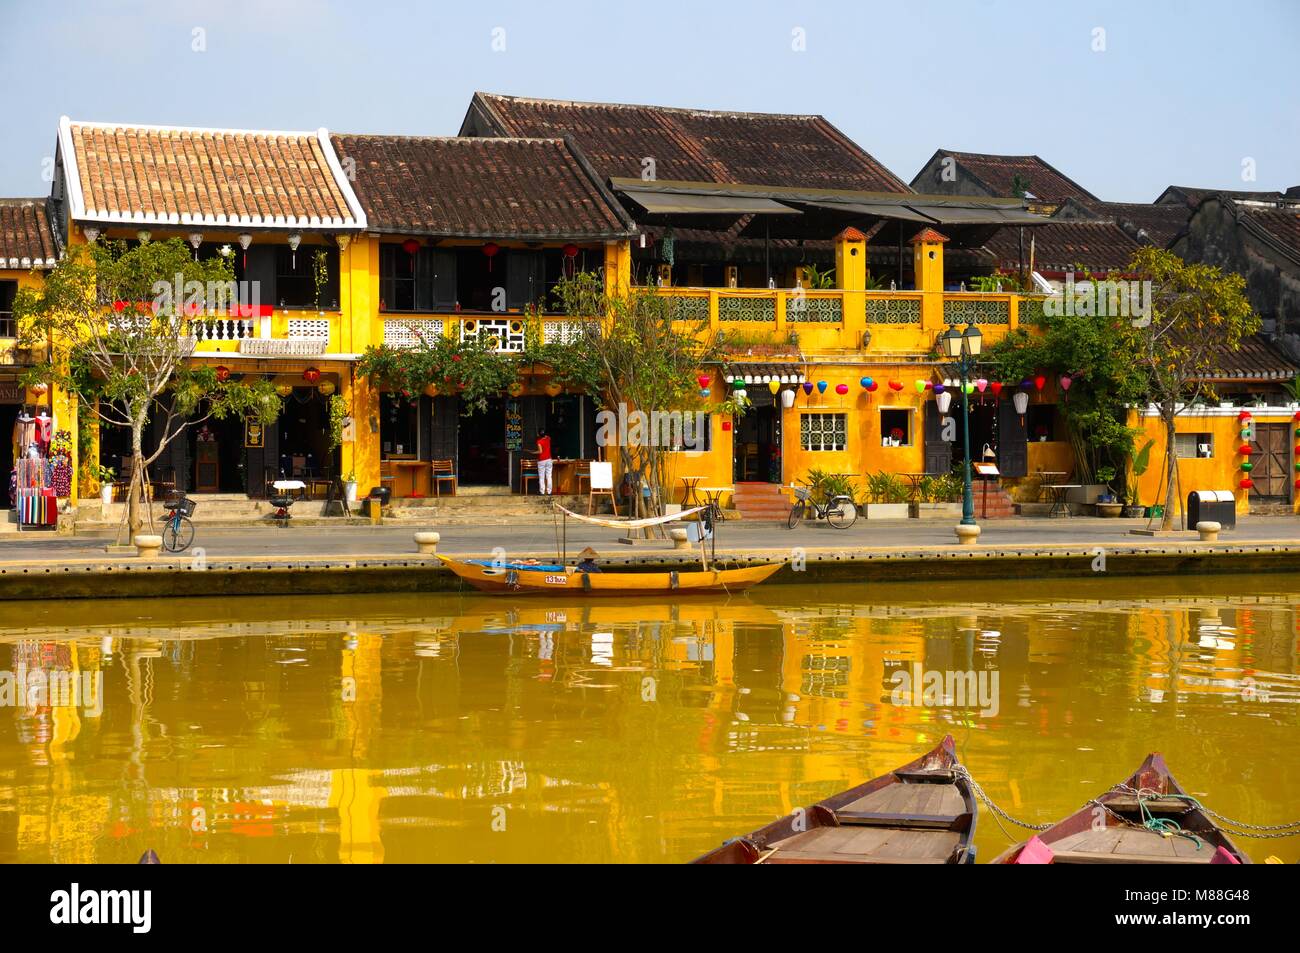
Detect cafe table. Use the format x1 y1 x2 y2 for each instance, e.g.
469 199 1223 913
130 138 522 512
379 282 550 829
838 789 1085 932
1045 483 1080 518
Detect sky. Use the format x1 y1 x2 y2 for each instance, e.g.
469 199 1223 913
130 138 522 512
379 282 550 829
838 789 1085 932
0 0 1296 201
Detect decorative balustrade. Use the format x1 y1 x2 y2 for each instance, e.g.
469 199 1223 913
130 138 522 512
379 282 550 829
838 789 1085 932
786 294 842 323
943 295 1011 325
190 317 256 341
865 295 922 324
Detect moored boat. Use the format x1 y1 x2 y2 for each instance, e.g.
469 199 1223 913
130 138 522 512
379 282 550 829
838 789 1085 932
692 735 977 864
437 554 783 596
991 752 1252 864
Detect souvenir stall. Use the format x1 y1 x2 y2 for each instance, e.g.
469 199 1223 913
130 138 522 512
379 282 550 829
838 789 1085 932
10 405 61 531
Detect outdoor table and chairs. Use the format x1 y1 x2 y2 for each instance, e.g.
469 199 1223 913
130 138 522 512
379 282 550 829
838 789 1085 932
1036 470 1067 502
698 486 731 520
1045 483 1081 518
899 472 929 503
678 475 706 508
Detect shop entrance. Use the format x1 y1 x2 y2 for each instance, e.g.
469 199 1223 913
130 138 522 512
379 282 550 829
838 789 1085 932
0 400 18 509
188 409 247 493
278 387 333 483
734 394 781 483
458 397 509 486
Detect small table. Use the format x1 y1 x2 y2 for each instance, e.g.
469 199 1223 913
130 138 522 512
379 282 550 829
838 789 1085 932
679 476 706 508
1036 470 1067 502
272 479 307 500
698 486 731 516
1045 484 1080 518
899 472 929 503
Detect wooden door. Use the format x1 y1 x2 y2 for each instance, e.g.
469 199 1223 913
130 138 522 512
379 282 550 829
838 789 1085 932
1249 423 1290 500
923 402 952 475
997 400 1028 478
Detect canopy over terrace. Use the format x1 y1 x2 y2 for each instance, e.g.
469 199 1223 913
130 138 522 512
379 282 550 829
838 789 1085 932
611 177 1049 283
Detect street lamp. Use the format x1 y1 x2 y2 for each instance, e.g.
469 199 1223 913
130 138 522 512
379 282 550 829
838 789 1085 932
941 323 983 528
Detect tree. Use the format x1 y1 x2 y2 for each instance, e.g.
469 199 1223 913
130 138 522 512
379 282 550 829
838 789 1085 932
987 285 1146 484
14 238 280 541
552 273 737 519
1130 248 1258 530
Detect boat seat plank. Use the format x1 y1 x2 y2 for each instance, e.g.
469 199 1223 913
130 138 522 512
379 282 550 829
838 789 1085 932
767 824 961 863
1103 795 1195 814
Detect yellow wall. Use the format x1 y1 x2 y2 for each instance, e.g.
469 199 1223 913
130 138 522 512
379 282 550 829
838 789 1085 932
1130 408 1298 515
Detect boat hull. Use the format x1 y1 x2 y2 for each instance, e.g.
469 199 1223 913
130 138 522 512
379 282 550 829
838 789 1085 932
991 753 1252 864
692 735 977 864
437 555 784 596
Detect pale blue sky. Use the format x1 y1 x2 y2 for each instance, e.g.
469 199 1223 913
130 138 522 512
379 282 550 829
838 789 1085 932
1 0 1296 201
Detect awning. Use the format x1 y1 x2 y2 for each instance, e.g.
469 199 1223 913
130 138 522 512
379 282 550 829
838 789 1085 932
798 200 933 223
907 204 1045 225
622 189 799 216
719 362 806 384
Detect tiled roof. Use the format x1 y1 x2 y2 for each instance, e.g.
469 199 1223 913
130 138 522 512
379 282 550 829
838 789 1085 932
1156 185 1289 207
1054 198 1190 248
1204 334 1299 381
0 199 59 269
61 117 365 229
919 151 1099 204
983 221 1139 275
332 135 634 239
463 92 911 193
1238 207 1300 264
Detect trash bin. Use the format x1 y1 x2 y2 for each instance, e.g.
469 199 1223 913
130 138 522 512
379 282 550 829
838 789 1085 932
366 486 391 520
1187 490 1236 529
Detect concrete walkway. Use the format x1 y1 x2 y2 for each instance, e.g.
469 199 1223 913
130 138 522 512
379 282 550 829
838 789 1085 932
0 515 1296 562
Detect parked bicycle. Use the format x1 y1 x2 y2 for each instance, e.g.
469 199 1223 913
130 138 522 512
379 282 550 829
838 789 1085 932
161 493 197 552
787 481 858 529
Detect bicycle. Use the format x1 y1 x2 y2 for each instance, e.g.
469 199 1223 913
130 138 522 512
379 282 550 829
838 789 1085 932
161 494 197 553
787 481 858 530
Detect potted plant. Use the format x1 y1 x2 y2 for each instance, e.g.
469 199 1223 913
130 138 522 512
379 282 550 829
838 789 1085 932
96 465 116 506
344 469 359 504
1124 439 1153 518
1094 465 1122 516
911 472 964 519
864 470 909 519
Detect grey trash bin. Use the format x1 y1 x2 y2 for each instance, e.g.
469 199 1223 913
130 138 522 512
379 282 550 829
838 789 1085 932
1187 490 1236 529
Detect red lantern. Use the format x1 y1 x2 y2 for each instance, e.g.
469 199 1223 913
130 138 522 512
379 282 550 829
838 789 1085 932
402 238 421 273
1237 411 1252 421
888 380 903 392
835 383 849 395
1034 374 1046 391
697 374 711 389
483 242 500 272
1238 444 1253 455
303 367 321 384
990 381 1003 398
563 243 579 258
1239 478 1254 490
721 420 732 432
866 381 879 392
215 365 230 383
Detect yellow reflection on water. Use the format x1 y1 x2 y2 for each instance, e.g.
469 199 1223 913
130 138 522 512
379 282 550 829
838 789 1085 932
0 574 1297 863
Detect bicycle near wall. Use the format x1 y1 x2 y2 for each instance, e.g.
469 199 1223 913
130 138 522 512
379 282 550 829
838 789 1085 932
161 493 197 553
786 479 858 530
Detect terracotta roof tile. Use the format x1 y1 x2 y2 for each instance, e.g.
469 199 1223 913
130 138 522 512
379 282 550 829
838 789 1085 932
332 135 634 240
1238 207 1300 263
1204 333 1299 381
0 199 59 269
984 221 1139 275
64 120 362 228
924 151 1099 204
465 93 911 193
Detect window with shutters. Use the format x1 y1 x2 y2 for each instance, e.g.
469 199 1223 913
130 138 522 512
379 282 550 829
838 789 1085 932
1174 433 1214 459
379 244 457 312
801 413 847 452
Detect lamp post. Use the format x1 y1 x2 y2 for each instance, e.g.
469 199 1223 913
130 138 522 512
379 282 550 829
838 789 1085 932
941 324 983 531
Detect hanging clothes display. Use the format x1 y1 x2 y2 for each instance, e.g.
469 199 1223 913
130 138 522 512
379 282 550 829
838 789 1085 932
12 406 59 530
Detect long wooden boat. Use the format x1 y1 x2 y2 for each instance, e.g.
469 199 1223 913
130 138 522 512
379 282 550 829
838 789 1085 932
692 735 977 864
991 752 1252 864
436 554 784 596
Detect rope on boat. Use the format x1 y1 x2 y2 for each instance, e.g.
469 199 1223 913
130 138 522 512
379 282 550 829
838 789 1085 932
955 769 1300 843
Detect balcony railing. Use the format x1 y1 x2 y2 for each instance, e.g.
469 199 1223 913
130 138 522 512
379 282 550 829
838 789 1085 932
380 316 596 353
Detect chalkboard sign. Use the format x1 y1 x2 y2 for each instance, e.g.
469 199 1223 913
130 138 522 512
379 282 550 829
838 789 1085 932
505 399 523 451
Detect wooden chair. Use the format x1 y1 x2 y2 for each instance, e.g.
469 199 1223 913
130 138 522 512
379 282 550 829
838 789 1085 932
291 455 307 478
520 458 539 495
431 459 457 496
263 467 280 498
380 460 396 497
575 459 592 494
309 467 333 500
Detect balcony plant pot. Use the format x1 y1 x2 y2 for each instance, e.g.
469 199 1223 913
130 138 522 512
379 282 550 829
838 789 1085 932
911 501 963 519
1123 505 1144 518
100 484 114 507
1096 501 1123 518
865 502 909 520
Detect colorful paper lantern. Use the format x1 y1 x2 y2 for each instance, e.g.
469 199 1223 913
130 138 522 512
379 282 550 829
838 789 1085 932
1238 444 1253 455
302 367 321 384
546 382 563 397
780 389 796 409
936 391 953 414
1034 375 1046 391
975 379 988 393
802 382 814 395
817 380 828 394
860 377 872 389
866 381 879 392
1240 462 1254 472
914 380 926 394
721 420 732 432
275 384 293 398
508 381 524 397
482 242 499 271
1012 391 1029 415
1239 478 1254 489
735 388 747 400
888 380 903 392
697 375 711 390
700 388 710 398
215 365 230 382
733 378 745 388
317 380 336 397
933 383 945 395
768 380 781 395
990 381 1003 398
836 383 849 396
1060 375 1072 391
1237 411 1253 421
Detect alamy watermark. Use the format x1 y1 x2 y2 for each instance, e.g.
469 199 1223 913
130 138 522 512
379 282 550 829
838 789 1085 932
0 668 103 716
595 402 708 450
889 664 999 717
1044 273 1151 327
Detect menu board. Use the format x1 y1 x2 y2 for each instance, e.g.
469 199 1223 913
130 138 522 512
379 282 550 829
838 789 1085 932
505 399 523 451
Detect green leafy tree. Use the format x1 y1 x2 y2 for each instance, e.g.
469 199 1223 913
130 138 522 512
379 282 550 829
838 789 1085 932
14 239 280 541
1131 248 1258 529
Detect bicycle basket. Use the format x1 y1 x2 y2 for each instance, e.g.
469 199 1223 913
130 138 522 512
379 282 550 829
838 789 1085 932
165 497 197 517
791 485 810 502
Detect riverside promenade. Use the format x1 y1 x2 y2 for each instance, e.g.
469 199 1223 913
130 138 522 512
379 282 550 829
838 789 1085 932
0 516 1298 600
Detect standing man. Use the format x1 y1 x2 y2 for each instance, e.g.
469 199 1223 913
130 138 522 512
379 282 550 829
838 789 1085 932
531 428 553 495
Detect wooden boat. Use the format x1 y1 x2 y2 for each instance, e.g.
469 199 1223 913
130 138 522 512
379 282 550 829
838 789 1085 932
436 554 784 596
692 735 977 864
991 752 1252 864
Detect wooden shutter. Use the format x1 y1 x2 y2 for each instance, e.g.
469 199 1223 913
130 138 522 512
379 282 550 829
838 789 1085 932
923 403 952 475
506 252 543 310
997 400 1028 477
